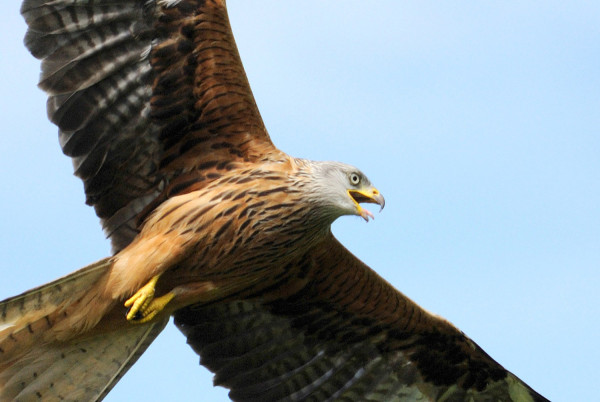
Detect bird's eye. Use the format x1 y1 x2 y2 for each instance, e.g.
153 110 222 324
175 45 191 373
349 173 361 186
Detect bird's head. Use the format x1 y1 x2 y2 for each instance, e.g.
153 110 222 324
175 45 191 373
307 161 385 223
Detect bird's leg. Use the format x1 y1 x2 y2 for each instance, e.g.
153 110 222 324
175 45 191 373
124 275 175 324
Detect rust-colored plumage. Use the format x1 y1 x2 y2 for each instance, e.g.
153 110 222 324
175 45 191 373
0 0 547 401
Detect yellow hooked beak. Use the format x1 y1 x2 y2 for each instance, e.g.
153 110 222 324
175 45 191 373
347 187 385 222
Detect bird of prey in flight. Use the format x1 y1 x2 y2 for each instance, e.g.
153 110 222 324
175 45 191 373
0 0 547 401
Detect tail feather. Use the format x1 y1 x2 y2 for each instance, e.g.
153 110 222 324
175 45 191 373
0 258 111 332
0 258 168 401
0 258 111 363
1 319 167 402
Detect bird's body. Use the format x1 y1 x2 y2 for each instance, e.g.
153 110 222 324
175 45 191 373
0 0 548 400
105 157 368 320
1 156 383 364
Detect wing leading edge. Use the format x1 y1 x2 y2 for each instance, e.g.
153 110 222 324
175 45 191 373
175 236 548 402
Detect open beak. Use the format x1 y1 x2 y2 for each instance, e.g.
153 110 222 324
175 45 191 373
348 188 385 222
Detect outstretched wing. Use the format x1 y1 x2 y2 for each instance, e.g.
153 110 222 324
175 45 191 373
22 0 279 251
175 235 547 402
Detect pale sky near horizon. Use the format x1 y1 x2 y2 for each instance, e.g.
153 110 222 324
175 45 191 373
1 2 598 401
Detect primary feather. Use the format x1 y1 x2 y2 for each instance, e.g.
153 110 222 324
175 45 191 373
0 0 548 401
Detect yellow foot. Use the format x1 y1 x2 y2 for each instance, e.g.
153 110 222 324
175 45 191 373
124 275 175 324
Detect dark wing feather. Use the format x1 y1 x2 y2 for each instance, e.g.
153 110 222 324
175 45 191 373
21 0 277 251
175 236 548 401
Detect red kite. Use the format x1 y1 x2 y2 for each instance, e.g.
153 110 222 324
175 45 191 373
0 1 547 401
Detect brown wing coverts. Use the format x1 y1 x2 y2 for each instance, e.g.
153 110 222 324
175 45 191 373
21 0 274 252
153 1 273 173
176 237 548 401
20 1 548 400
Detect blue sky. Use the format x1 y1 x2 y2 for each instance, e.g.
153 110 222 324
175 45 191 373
1 1 598 401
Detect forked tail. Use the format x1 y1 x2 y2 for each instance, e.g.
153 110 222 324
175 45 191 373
0 259 167 401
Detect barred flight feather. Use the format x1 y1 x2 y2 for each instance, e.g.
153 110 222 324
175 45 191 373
21 0 278 252
3 1 549 401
